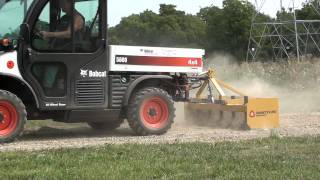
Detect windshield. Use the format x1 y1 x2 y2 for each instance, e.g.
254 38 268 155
0 0 32 39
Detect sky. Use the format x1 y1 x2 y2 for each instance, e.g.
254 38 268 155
0 0 306 36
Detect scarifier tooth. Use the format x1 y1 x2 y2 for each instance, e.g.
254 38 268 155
184 103 249 130
219 111 233 129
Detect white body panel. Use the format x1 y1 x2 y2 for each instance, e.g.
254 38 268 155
0 46 204 78
109 45 205 73
0 51 22 78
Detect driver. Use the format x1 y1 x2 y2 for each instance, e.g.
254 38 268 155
40 0 85 49
38 0 85 96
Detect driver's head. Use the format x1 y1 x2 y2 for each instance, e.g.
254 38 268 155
59 0 72 14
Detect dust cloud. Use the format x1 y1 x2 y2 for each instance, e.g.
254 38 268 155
174 53 320 128
206 53 320 113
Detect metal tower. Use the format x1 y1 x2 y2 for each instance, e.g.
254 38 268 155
246 0 320 62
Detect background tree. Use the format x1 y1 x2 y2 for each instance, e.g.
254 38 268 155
297 0 320 20
108 4 206 48
199 0 257 61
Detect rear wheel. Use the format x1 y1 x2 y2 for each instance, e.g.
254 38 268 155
127 87 175 136
0 90 27 143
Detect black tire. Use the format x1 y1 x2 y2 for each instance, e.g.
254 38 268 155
88 120 123 131
127 87 175 136
0 90 27 143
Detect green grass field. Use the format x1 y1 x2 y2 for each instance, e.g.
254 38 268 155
1 136 320 179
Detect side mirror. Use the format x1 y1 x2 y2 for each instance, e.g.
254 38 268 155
20 23 31 43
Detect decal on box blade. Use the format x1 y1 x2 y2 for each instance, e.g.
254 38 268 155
249 111 256 117
249 110 277 117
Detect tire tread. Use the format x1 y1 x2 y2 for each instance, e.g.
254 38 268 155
0 90 27 143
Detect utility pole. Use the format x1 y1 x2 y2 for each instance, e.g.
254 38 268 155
246 0 320 62
293 0 300 62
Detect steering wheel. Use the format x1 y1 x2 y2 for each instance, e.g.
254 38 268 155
33 28 44 40
32 27 72 50
33 28 59 49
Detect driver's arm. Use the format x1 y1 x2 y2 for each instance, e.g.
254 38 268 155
41 15 84 39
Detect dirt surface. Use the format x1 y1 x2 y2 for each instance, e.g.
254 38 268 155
0 112 319 152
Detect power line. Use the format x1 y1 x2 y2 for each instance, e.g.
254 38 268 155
246 0 320 62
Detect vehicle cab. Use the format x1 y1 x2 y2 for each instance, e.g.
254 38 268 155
0 0 181 142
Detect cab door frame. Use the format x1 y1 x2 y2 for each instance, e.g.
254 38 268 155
18 0 108 110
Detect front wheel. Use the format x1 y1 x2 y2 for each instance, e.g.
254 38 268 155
0 90 27 143
127 87 175 136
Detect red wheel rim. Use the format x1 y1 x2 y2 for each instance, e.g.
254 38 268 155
140 97 169 129
0 101 18 136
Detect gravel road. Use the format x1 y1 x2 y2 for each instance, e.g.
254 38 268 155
0 111 319 152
